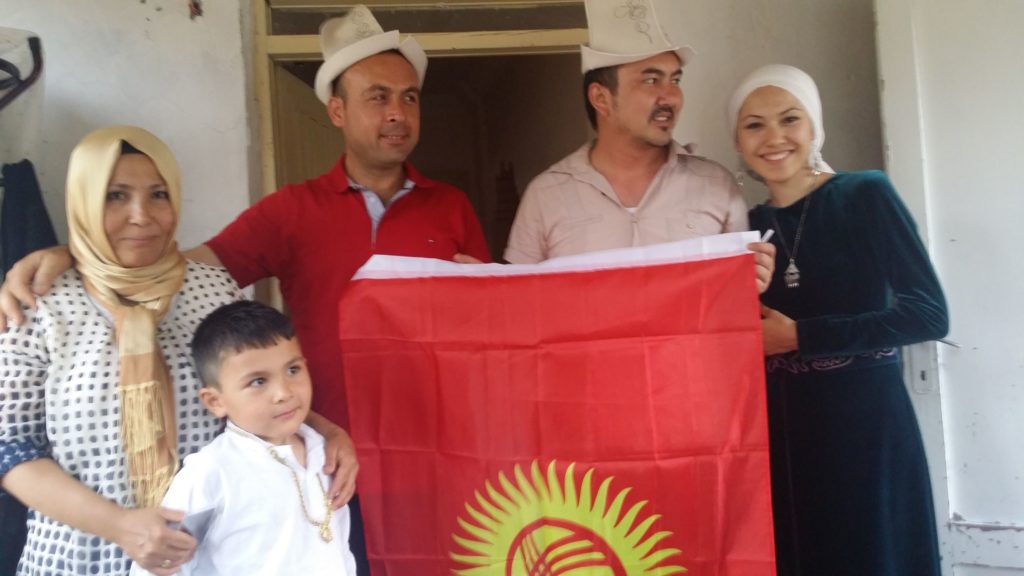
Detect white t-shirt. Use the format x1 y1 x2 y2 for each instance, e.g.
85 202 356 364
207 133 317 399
131 422 356 576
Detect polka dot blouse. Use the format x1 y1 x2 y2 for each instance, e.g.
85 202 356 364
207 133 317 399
0 261 243 576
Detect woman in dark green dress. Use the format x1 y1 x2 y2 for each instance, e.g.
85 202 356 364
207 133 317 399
727 64 948 575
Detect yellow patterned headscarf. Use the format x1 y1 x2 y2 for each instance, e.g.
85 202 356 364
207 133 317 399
66 126 186 508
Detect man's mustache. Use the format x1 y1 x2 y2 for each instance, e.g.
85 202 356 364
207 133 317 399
649 105 675 122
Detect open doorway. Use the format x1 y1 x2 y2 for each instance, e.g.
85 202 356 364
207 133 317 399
275 53 589 260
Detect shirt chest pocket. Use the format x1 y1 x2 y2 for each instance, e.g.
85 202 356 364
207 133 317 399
665 209 726 239
548 214 606 254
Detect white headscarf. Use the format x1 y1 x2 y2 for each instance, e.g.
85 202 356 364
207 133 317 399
727 64 833 172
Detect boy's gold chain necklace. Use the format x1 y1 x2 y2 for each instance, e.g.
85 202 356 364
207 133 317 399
227 427 334 543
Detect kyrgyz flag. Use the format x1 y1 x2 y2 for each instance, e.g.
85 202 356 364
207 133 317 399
339 232 775 575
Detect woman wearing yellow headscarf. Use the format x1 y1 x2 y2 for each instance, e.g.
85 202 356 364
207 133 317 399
0 126 242 575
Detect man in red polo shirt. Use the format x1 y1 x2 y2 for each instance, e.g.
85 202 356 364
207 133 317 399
0 7 489 573
195 5 489 459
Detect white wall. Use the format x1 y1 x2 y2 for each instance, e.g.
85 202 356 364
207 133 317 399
877 0 1024 572
918 0 1024 528
0 0 253 249
657 0 883 204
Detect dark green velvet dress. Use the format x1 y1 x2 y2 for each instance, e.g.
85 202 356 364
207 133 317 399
748 171 948 576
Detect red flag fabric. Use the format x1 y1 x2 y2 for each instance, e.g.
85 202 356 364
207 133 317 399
339 232 775 575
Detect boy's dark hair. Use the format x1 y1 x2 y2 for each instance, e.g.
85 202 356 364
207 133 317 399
582 65 620 129
191 301 295 388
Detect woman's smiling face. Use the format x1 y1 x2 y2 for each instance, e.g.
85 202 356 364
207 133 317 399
735 85 815 187
102 153 175 268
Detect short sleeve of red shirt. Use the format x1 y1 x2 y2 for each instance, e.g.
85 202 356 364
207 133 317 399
207 186 299 288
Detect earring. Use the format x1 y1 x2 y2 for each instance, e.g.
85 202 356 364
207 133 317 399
811 151 824 173
734 166 746 188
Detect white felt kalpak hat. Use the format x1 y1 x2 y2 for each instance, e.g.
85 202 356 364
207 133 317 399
313 5 427 105
580 0 695 73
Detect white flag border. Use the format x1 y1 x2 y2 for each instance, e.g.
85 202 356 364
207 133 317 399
352 231 760 280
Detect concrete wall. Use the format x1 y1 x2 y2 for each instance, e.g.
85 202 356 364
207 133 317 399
876 0 1024 572
0 0 253 249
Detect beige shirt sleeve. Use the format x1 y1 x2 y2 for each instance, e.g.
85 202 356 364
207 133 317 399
504 177 548 264
723 176 750 233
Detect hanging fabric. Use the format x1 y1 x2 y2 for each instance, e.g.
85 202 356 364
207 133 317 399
1 159 58 272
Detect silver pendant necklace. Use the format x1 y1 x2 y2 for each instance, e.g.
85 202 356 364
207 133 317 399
771 195 811 289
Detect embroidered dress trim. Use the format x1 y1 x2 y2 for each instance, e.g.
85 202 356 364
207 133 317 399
767 347 899 375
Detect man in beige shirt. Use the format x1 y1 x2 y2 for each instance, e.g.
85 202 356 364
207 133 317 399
505 0 771 285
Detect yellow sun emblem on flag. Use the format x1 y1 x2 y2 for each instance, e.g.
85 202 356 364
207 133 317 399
451 461 686 575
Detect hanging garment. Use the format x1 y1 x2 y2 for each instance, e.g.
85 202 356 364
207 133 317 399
2 159 58 273
0 29 46 576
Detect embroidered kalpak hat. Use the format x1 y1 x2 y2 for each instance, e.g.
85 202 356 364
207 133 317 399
580 0 695 73
313 4 427 104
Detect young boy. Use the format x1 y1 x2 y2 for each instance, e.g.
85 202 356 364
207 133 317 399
133 301 356 575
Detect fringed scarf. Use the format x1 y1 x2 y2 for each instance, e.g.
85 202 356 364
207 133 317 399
65 126 186 508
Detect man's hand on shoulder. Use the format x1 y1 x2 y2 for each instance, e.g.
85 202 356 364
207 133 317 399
321 425 358 509
306 411 358 509
1 245 73 330
453 253 483 264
